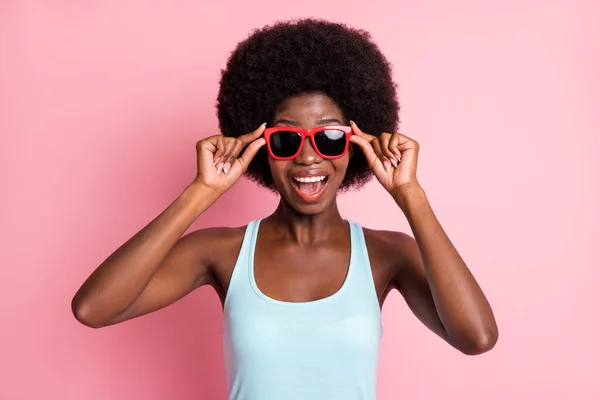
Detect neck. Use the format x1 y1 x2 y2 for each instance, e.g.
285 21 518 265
265 197 347 244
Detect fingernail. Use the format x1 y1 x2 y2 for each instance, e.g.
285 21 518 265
390 158 398 168
349 120 355 125
384 160 391 171
223 162 231 174
217 162 224 174
214 157 221 166
261 122 267 127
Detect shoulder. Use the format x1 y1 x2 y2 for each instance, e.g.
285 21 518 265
186 224 247 241
360 225 420 274
184 224 248 265
361 226 415 261
185 224 251 291
361 225 423 287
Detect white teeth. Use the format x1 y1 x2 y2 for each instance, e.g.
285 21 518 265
293 176 326 183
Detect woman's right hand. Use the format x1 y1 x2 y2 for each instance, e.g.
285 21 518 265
192 123 267 196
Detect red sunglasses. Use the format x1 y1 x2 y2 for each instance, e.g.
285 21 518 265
263 125 353 160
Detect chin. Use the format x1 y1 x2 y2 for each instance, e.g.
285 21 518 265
287 201 330 216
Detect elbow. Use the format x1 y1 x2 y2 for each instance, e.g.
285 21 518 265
458 327 499 356
71 297 107 329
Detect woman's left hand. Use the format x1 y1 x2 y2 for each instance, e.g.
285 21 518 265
349 121 421 195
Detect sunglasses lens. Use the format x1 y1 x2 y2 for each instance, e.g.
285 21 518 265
270 131 302 158
314 129 347 157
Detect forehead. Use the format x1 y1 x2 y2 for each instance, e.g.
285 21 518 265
274 92 343 120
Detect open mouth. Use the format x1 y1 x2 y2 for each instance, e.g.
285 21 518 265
291 175 329 200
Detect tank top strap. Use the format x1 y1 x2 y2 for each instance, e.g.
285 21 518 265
223 219 262 310
346 219 380 310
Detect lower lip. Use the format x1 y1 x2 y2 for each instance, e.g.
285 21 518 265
290 178 329 203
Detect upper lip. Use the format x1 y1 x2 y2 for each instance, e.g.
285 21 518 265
289 170 330 179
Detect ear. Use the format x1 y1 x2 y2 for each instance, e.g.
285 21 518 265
348 142 356 158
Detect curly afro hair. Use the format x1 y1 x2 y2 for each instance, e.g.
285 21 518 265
216 18 399 191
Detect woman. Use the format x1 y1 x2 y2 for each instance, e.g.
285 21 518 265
72 18 498 400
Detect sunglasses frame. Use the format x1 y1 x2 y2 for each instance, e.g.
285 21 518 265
263 125 353 161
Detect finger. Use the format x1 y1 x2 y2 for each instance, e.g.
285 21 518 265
351 121 393 169
349 120 378 142
238 123 267 145
222 140 245 174
395 133 418 152
378 133 397 167
213 135 227 166
349 134 386 175
388 133 403 162
230 138 267 175
371 137 395 171
392 133 419 166
216 139 238 173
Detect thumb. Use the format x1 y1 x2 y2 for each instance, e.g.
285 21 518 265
231 138 266 174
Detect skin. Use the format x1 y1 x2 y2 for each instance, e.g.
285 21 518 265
71 92 498 356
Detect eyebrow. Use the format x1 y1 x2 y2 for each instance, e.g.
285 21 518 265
273 118 343 126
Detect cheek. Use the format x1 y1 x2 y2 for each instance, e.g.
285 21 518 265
333 156 350 177
267 159 288 184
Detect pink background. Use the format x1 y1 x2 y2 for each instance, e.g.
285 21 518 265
1 0 599 399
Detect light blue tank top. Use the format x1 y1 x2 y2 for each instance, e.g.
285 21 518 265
223 219 384 400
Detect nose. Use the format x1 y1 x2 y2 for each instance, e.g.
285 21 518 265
294 137 323 166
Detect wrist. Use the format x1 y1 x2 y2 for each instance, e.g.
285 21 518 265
181 182 222 214
391 183 427 212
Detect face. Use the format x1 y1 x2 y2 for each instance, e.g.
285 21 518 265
268 92 352 215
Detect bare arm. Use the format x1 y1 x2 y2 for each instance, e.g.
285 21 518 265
393 184 498 355
348 123 498 355
71 125 267 328
71 183 219 328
